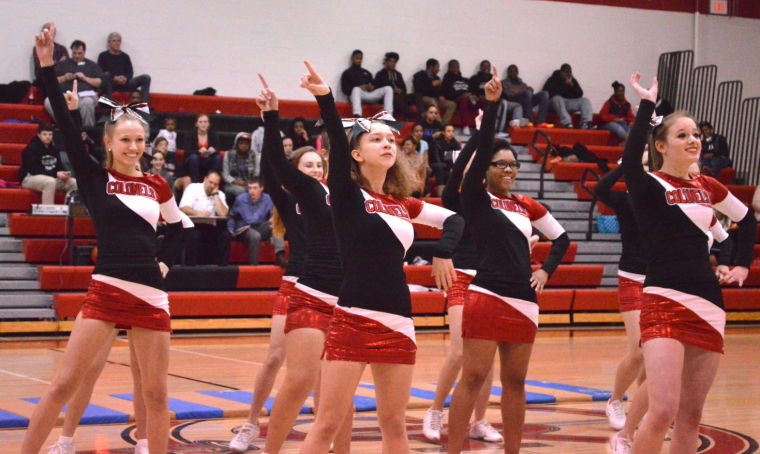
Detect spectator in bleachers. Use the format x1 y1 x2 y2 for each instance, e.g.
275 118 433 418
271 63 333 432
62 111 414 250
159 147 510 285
442 59 478 131
32 22 68 91
154 116 177 171
416 104 445 146
340 49 393 116
182 114 221 183
413 58 456 125
470 60 521 131
503 64 549 126
286 118 313 149
227 178 274 265
282 136 294 158
44 40 102 128
598 81 635 144
180 170 230 266
411 123 429 154
222 132 259 202
542 63 593 129
97 32 151 103
148 147 174 189
430 124 461 196
373 52 412 119
699 121 731 176
752 186 760 222
19 122 77 205
401 137 428 197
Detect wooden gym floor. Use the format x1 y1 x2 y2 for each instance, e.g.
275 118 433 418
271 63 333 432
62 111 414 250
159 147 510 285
0 327 758 453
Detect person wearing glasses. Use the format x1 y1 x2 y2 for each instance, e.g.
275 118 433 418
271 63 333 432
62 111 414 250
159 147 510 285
447 68 570 454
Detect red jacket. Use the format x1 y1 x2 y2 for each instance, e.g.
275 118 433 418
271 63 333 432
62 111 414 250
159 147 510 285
598 96 635 124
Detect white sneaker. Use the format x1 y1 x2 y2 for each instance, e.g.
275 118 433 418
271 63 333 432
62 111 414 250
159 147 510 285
422 408 444 441
134 438 149 454
229 422 260 452
46 440 75 454
469 419 503 442
610 432 632 454
606 398 626 430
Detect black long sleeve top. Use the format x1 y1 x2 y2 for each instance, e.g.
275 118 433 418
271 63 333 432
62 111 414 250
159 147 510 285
316 91 463 317
442 132 480 271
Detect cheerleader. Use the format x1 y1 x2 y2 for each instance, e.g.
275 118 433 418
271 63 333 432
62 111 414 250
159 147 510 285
623 74 755 454
23 30 193 454
422 111 502 444
297 61 464 453
447 68 570 454
228 128 309 451
253 75 352 454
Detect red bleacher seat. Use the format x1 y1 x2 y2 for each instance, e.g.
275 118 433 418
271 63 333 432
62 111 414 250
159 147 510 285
0 165 20 182
510 127 615 147
0 189 66 212
552 162 618 181
528 144 623 163
532 242 577 263
9 213 95 237
235 265 285 288
572 180 626 201
716 168 735 185
539 289 575 311
0 143 24 165
0 123 37 144
722 289 760 310
24 239 96 263
573 289 619 311
536 265 603 287
0 103 51 122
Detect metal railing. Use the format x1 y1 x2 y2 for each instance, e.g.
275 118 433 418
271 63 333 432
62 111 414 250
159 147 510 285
579 167 601 241
530 129 555 199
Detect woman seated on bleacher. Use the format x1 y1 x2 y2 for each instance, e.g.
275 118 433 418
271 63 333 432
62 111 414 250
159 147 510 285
174 113 221 193
19 122 77 205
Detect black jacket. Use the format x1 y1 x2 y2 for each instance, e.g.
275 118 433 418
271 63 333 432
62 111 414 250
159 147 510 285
413 70 441 98
442 72 470 101
19 136 64 181
340 64 373 97
542 70 584 98
373 69 407 93
181 130 220 155
701 134 730 159
468 71 492 98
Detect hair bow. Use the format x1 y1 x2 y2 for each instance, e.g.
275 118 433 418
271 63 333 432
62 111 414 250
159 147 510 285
649 114 663 128
98 97 150 124
341 110 405 136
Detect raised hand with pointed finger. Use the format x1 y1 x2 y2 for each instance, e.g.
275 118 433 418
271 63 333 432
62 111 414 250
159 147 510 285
64 80 79 111
300 61 330 96
484 66 502 102
34 29 55 68
255 74 279 112
630 72 658 103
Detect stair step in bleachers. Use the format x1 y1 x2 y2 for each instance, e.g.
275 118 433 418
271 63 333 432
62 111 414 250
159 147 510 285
0 265 37 280
552 163 618 182
0 293 52 308
574 254 621 264
0 103 51 122
512 180 573 192
0 280 39 290
0 238 22 252
510 127 615 146
0 123 37 144
0 252 24 261
528 144 623 163
0 308 55 319
0 144 24 165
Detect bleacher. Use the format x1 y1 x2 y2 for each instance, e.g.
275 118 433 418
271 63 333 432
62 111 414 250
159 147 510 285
1 92 758 334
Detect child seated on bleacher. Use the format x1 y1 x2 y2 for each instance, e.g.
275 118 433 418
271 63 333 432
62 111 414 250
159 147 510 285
154 116 178 171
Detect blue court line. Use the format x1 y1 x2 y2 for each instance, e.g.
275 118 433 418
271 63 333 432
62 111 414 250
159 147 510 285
0 408 29 428
197 390 311 414
22 397 129 425
489 386 557 404
525 380 612 401
111 394 223 420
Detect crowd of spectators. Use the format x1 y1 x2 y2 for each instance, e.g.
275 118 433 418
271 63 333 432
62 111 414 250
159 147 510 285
19 30 747 267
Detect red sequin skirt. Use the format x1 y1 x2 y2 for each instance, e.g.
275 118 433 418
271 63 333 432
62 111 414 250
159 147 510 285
324 307 417 364
446 270 475 309
273 278 298 316
640 288 725 354
618 273 645 313
462 287 538 344
81 276 170 332
284 285 336 334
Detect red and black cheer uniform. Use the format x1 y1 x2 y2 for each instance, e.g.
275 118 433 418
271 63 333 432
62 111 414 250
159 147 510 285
41 66 193 331
262 110 343 333
621 100 756 353
316 92 464 364
260 132 306 316
460 101 570 344
441 131 480 308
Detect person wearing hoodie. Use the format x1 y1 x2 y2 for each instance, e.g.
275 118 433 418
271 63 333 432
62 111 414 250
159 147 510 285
598 81 635 143
222 132 260 203
542 63 593 129
503 64 549 126
19 122 77 204
340 49 393 117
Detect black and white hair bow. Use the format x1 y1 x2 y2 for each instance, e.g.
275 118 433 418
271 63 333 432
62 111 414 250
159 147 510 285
341 110 405 136
98 97 150 124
